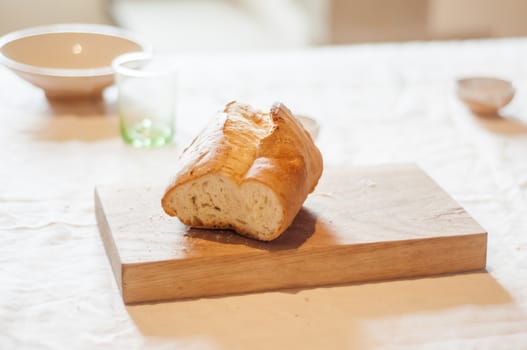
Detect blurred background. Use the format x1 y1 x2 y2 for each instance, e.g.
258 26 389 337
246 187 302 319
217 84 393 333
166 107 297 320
1 0 527 51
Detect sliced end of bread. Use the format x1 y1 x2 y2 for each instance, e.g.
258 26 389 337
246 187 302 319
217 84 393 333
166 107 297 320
163 174 284 241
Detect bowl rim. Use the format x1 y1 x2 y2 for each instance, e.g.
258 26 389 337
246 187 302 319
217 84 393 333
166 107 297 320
112 51 179 78
0 23 152 77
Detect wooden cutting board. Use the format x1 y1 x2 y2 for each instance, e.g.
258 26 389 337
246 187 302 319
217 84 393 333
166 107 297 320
95 164 486 304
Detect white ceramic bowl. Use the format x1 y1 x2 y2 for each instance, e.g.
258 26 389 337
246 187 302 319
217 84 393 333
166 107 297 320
296 114 320 140
0 24 150 99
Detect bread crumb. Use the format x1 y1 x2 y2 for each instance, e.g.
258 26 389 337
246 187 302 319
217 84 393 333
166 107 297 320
359 179 377 188
311 192 335 198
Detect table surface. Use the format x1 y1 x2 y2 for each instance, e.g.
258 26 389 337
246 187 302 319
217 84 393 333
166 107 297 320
2 39 527 349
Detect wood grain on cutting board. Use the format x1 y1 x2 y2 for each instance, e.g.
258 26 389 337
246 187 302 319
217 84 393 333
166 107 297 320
95 164 487 304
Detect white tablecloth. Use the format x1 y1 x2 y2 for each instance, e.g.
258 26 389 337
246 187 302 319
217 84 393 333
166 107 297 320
1 39 527 349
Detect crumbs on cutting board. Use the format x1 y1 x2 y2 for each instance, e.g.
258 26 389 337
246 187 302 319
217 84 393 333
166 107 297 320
358 179 377 188
310 179 377 198
311 191 335 198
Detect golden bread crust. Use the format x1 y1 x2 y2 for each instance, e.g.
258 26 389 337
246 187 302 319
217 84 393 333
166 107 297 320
161 101 323 241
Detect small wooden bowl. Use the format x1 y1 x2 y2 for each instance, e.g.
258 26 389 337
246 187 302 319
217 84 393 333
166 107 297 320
457 77 515 115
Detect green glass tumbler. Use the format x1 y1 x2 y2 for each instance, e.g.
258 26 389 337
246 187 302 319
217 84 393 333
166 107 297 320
113 52 176 148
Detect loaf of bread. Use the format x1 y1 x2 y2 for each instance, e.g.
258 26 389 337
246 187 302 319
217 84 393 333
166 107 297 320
161 101 323 241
